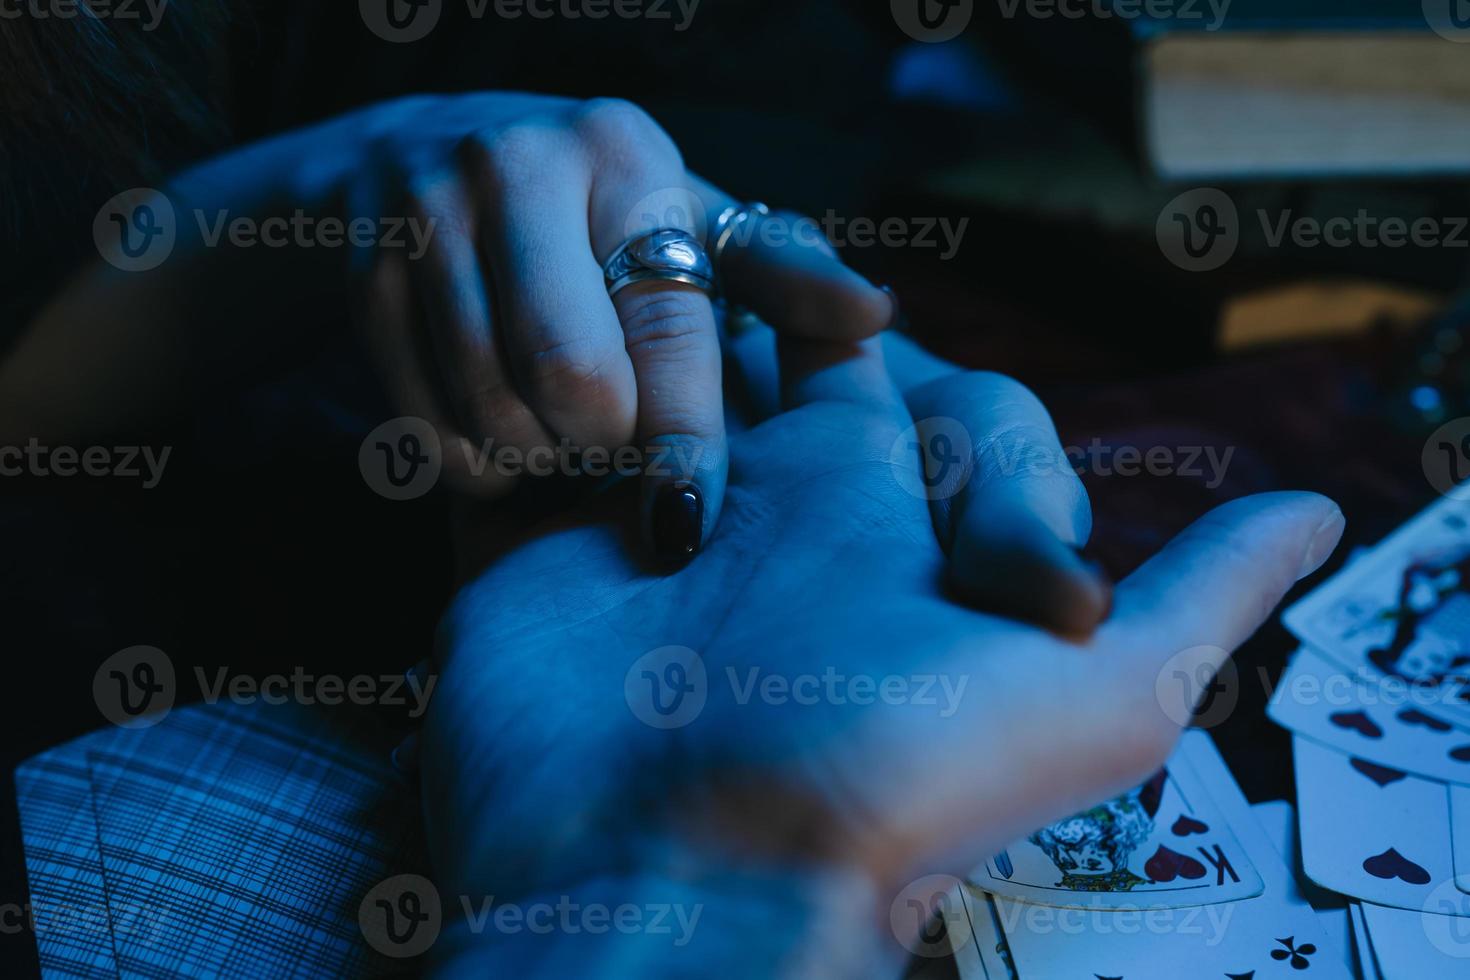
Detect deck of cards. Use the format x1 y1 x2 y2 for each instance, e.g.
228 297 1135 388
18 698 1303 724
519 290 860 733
950 493 1470 979
1269 492 1470 978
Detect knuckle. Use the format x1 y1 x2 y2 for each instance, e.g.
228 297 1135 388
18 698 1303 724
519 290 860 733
523 334 616 397
619 291 712 353
459 123 554 183
573 97 680 165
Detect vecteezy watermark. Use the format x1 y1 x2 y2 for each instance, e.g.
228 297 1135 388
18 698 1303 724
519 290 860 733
1154 646 1237 729
358 875 703 958
995 0 1230 28
93 188 436 272
360 0 699 43
891 418 1238 502
714 210 970 262
193 666 436 717
625 646 708 729
889 418 975 502
1423 418 1470 501
93 646 177 729
92 646 436 729
623 647 970 730
360 418 444 501
890 875 969 958
1421 880 1470 958
1160 188 1470 272
0 439 171 488
1 900 170 942
0 0 169 29
1424 0 1470 43
1258 663 1470 714
992 896 1237 945
359 416 708 501
892 0 974 43
1157 188 1239 273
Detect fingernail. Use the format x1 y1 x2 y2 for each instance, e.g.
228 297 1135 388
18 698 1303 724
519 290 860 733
652 482 703 564
879 284 903 331
1298 508 1346 581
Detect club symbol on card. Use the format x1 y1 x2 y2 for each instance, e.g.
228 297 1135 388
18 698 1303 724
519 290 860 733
1171 815 1209 836
1328 710 1383 739
1270 937 1316 970
1143 845 1207 883
1398 708 1453 732
1363 847 1431 884
1349 758 1408 787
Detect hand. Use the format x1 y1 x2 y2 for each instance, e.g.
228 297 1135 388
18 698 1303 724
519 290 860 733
248 93 893 560
728 323 1111 636
420 338 1345 976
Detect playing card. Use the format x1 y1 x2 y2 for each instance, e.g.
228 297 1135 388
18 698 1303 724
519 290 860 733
1268 645 1470 786
1252 799 1353 971
1359 901 1470 978
1293 735 1457 913
1284 495 1470 723
1351 902 1383 980
989 731 1349 979
951 885 1019 980
1449 784 1470 895
974 749 1263 910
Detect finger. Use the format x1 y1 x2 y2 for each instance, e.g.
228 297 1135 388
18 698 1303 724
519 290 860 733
580 100 728 566
356 244 483 491
402 174 556 496
461 121 639 455
906 371 1109 638
692 174 895 341
778 334 904 415
1105 491 1345 657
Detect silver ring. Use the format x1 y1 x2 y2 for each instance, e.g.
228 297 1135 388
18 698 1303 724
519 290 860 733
603 229 714 297
711 202 770 296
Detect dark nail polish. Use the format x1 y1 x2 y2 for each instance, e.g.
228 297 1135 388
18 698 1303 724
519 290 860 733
652 482 703 563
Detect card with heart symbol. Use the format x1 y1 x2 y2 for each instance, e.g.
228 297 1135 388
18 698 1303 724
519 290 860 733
1283 495 1470 727
972 741 1263 910
980 732 1349 979
1293 734 1459 914
1268 646 1470 787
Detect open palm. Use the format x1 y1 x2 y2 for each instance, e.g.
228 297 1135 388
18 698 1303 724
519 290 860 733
421 338 1342 978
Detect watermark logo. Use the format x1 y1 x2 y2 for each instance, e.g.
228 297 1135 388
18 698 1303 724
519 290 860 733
360 417 444 501
890 875 969 958
625 646 707 729
624 187 710 245
890 417 974 501
95 189 176 272
892 0 973 42
1425 0 1470 42
0 0 171 30
361 0 442 41
1421 881 1470 957
93 646 176 729
1157 188 1238 272
1424 418 1470 501
1155 646 1236 729
360 874 443 958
